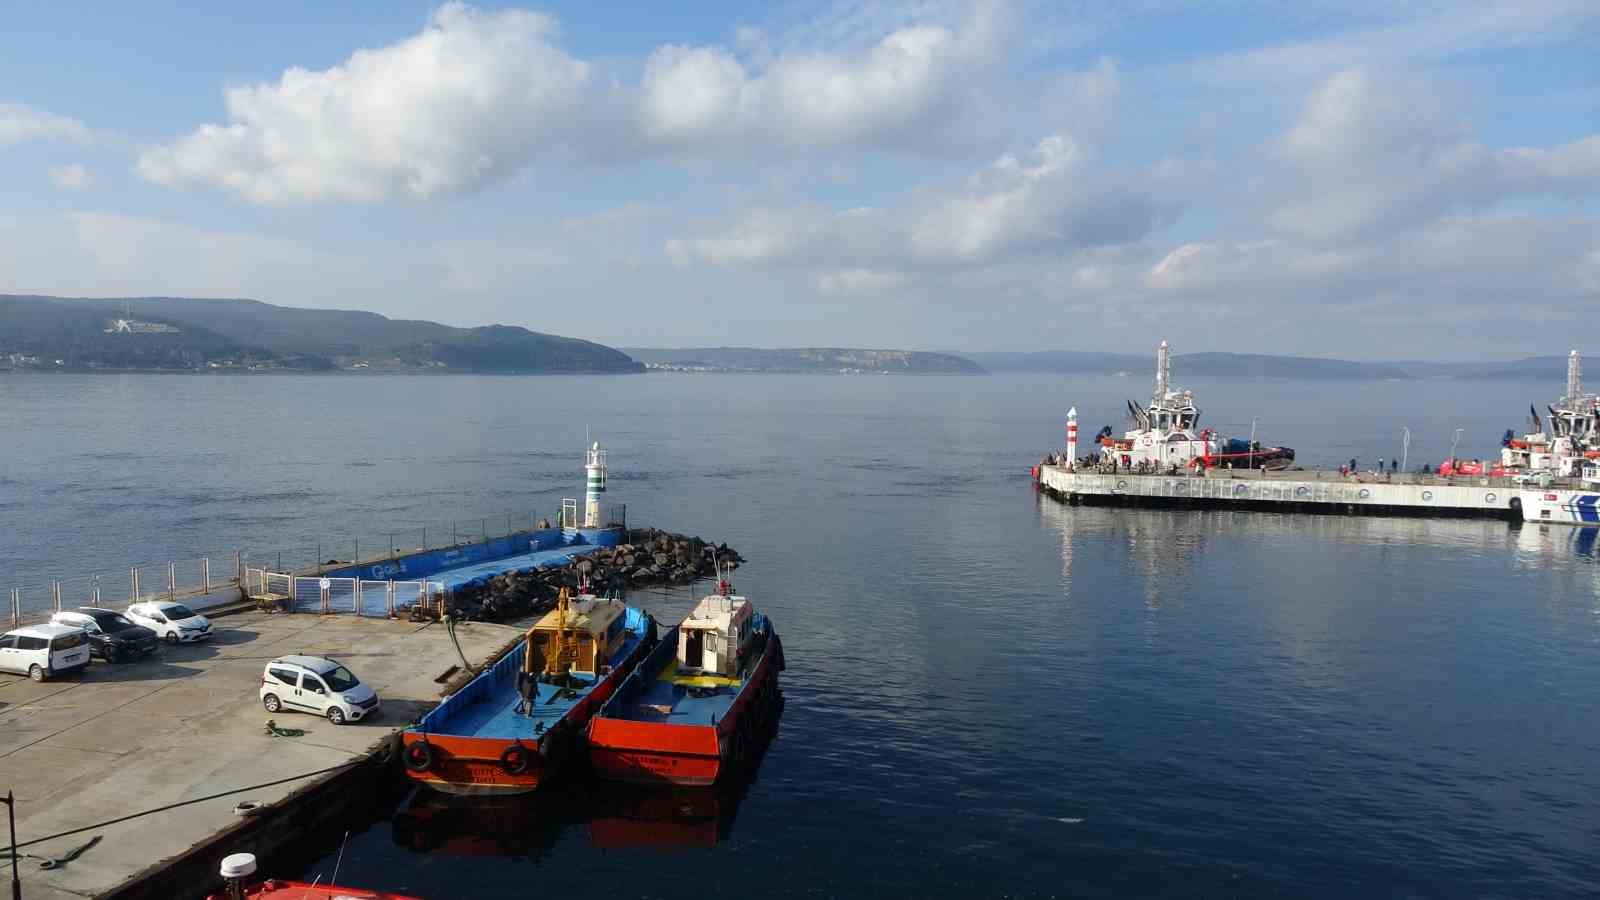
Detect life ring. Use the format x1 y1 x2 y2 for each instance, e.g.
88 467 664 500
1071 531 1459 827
403 740 434 773
1358 489 1371 499
1485 493 1496 503
500 743 532 776
1421 490 1434 501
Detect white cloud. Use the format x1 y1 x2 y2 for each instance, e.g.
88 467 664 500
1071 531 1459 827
1270 68 1600 238
139 2 1008 204
669 132 1173 273
817 268 908 294
0 102 90 146
47 164 92 191
137 3 591 204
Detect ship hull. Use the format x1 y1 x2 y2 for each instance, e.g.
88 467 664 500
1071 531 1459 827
1518 489 1600 526
589 633 783 787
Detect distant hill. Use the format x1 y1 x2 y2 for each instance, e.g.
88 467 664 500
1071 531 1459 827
625 347 984 374
959 350 1582 380
0 295 642 374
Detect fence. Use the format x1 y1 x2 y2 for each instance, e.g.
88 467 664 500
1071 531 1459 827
6 509 554 628
243 568 446 618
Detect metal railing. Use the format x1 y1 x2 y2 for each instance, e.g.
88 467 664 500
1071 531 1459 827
244 568 446 618
5 509 553 628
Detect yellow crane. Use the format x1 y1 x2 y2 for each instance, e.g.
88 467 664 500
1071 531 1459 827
544 587 580 675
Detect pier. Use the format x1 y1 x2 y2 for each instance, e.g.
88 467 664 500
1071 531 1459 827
1037 465 1525 519
2 608 522 900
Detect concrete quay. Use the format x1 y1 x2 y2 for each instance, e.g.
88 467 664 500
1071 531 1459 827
0 609 523 900
1037 465 1524 519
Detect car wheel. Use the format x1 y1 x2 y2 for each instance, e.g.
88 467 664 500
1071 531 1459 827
105 645 121 664
327 706 346 725
28 665 45 683
263 694 282 713
164 633 179 645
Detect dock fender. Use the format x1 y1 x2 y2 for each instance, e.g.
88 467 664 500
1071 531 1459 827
403 738 434 773
501 741 533 776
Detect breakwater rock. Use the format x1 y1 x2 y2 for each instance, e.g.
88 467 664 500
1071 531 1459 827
430 528 743 623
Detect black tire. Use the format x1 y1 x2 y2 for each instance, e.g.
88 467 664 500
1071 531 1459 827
403 740 434 773
327 706 346 725
263 693 282 713
164 633 179 645
500 743 532 776
28 664 45 683
105 645 121 665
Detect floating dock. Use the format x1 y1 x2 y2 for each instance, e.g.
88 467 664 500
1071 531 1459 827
1036 465 1525 519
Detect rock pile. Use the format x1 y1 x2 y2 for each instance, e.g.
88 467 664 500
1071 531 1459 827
427 528 743 623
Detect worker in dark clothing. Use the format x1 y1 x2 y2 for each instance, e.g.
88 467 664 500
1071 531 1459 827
516 668 539 715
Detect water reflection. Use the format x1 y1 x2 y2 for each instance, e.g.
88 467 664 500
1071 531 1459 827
391 698 783 857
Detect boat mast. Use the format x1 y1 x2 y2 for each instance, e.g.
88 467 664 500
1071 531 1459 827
1566 350 1582 406
1155 340 1171 403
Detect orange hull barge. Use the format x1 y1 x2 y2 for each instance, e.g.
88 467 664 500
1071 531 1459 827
402 593 655 795
588 583 783 786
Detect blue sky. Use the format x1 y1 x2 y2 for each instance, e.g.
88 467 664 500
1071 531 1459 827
2 0 1596 358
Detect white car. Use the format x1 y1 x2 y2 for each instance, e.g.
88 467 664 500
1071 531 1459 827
260 655 379 725
0 624 93 682
125 601 214 644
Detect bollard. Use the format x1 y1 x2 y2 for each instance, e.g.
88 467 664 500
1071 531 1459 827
203 558 211 592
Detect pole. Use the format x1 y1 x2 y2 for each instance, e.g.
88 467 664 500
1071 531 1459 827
1451 428 1463 464
93 575 101 606
1401 427 1411 474
203 558 211 592
131 567 139 602
1249 417 1257 472
53 580 62 612
9 589 18 629
6 789 19 900
389 533 395 559
168 562 176 601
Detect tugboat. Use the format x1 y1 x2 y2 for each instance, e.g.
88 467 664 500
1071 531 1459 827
400 587 655 795
208 852 422 899
1502 350 1600 479
1092 341 1294 472
587 573 783 786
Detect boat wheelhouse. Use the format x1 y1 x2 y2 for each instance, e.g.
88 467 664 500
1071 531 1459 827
401 589 654 795
588 580 783 786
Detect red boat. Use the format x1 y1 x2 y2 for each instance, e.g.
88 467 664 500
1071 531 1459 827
209 852 422 900
400 589 655 795
587 580 783 786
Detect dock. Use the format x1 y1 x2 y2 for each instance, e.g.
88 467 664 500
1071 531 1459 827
1037 465 1525 519
1 608 523 900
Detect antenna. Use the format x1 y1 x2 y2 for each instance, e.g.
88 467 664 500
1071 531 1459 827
329 830 350 887
1568 350 1582 404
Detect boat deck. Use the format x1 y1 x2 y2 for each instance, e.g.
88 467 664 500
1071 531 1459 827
617 659 741 725
418 625 646 740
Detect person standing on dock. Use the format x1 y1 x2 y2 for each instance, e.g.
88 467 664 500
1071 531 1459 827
1350 457 1357 474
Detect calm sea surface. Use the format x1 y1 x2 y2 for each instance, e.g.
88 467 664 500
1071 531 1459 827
2 372 1598 897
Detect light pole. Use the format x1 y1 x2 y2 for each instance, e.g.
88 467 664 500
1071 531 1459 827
1450 428 1464 466
1249 417 1258 473
1401 427 1410 474
5 790 18 900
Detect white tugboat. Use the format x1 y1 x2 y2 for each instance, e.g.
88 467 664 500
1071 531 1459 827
1089 341 1294 473
1516 351 1600 524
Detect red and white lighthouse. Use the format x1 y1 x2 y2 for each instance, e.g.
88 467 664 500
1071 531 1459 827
1066 406 1078 469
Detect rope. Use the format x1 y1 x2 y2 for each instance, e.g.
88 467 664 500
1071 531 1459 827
8 760 362 851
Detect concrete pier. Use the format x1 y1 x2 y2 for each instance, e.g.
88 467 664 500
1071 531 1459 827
1037 465 1523 519
0 609 523 900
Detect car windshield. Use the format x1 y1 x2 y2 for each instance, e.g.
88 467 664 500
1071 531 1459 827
322 666 359 692
164 605 197 619
99 614 138 631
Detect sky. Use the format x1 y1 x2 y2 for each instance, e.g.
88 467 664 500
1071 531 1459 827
0 0 1596 359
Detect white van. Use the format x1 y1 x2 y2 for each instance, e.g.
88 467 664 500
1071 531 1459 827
0 624 93 682
260 655 379 725
125 601 214 644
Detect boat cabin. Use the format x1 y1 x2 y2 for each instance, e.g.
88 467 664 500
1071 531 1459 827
527 596 629 675
676 592 753 678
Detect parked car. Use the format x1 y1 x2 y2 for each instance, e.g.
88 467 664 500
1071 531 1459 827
260 655 379 725
0 624 92 682
125 601 214 644
50 608 160 662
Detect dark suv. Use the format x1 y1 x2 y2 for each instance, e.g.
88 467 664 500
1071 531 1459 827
49 607 159 663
